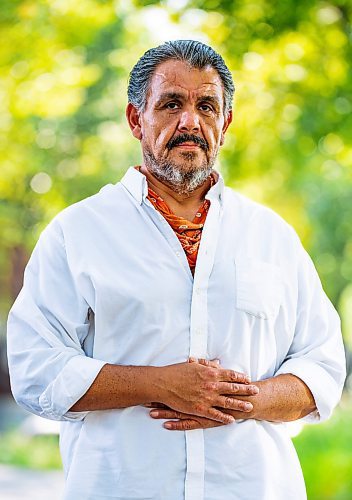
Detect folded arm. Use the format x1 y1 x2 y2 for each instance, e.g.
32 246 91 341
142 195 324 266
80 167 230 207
70 359 259 424
149 371 316 430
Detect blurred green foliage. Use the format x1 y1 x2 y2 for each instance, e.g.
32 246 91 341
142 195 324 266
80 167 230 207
0 0 351 494
0 432 61 469
293 397 352 499
1 0 351 333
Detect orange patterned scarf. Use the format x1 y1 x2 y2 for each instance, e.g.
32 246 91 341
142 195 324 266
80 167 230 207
146 176 214 275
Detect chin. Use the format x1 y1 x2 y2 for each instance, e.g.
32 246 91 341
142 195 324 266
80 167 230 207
170 152 206 170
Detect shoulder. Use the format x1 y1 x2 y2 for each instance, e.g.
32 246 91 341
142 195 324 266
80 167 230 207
38 182 124 244
224 187 298 236
58 182 123 221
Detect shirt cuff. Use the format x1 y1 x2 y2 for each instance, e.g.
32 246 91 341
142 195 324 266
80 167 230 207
275 357 342 423
39 355 107 421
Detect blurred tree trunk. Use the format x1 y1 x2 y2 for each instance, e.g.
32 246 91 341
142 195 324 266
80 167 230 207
0 246 28 394
10 245 28 301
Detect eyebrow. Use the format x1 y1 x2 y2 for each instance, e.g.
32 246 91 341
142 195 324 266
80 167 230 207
155 92 185 106
198 95 222 109
155 92 222 109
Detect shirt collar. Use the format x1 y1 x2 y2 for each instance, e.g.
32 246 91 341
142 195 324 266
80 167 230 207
205 170 224 206
120 166 224 206
120 166 149 204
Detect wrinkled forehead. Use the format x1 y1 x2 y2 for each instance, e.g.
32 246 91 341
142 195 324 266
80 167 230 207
146 59 224 104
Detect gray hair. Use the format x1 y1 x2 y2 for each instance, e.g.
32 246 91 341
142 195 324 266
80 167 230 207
128 40 235 116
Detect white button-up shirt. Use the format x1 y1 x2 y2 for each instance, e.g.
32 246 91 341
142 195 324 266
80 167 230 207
7 167 346 500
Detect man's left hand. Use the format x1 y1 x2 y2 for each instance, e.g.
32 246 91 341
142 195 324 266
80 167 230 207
149 407 224 430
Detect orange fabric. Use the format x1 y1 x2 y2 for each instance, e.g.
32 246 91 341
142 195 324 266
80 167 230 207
146 176 214 275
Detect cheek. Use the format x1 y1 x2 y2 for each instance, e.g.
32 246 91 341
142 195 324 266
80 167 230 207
141 115 177 150
205 130 220 149
155 126 176 149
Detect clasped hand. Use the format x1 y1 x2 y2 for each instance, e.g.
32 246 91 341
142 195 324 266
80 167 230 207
147 358 259 431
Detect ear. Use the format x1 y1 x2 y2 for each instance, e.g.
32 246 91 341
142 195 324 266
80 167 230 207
220 109 233 146
126 103 142 140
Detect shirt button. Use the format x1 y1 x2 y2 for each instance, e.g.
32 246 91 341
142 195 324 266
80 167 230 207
195 288 201 295
176 251 181 257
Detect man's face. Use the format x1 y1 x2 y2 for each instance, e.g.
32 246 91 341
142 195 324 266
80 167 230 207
127 59 232 194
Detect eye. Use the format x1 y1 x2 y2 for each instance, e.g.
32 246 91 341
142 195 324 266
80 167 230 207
199 103 213 112
165 101 180 110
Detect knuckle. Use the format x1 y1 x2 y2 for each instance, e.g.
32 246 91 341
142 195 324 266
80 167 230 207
240 401 250 411
221 413 232 424
204 381 217 391
211 410 222 422
194 403 204 414
183 421 193 430
231 383 239 393
208 368 218 380
225 396 233 408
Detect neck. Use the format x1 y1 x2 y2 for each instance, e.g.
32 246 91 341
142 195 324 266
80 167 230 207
139 165 212 208
139 165 215 221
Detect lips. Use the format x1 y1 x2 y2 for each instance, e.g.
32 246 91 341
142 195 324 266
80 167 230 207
175 142 200 148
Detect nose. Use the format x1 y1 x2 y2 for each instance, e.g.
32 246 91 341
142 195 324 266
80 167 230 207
178 109 200 133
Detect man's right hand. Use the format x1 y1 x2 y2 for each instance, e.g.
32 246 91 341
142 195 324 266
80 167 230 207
152 361 259 424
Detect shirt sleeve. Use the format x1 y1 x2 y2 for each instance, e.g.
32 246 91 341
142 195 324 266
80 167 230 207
275 240 346 423
7 218 107 422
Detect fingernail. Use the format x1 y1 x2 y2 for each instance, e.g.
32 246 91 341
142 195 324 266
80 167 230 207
164 422 172 429
252 386 259 394
150 410 159 417
244 403 253 411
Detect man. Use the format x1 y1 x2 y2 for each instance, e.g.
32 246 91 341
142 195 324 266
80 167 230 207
7 40 345 500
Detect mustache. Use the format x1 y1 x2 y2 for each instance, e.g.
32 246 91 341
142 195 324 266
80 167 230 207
166 134 208 151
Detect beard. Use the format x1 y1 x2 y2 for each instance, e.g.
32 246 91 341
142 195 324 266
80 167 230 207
143 146 217 195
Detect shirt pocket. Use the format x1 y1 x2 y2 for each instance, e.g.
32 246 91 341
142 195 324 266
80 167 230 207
235 257 283 320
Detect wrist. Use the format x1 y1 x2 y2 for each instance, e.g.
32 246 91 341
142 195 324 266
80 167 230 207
144 365 169 404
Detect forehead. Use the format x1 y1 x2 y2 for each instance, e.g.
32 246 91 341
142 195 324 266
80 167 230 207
147 59 224 101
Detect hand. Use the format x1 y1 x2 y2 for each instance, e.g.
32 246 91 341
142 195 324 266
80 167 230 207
153 358 259 424
149 407 224 431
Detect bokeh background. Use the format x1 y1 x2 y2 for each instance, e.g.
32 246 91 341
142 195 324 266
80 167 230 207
0 0 351 498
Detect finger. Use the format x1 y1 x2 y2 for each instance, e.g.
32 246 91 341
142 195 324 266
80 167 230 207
150 409 190 419
199 358 220 368
188 357 220 368
207 407 235 424
164 419 200 431
217 382 259 396
218 369 251 384
144 402 170 409
217 396 253 412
